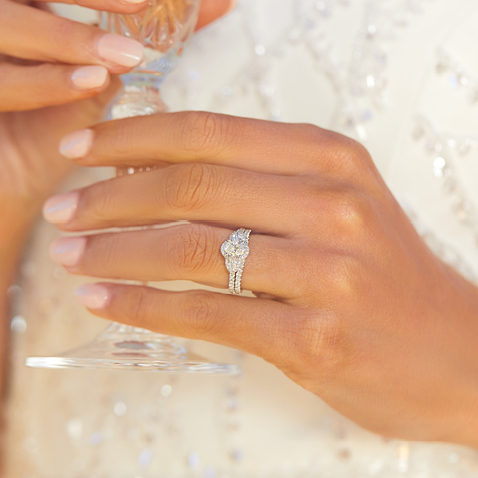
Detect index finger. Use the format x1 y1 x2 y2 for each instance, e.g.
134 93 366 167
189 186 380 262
58 111 338 175
27 0 148 14
0 2 144 72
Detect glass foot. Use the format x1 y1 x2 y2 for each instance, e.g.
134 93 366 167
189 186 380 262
26 324 240 374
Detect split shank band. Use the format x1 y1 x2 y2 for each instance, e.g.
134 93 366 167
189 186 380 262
220 228 252 295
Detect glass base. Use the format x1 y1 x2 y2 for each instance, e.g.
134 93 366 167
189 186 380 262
26 324 240 374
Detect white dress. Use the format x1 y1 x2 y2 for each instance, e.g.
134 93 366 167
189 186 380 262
5 0 478 476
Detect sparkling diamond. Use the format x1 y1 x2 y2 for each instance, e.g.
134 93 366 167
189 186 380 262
235 244 249 257
237 229 248 241
224 242 236 255
226 258 240 272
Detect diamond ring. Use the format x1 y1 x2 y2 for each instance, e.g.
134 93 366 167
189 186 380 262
220 228 251 295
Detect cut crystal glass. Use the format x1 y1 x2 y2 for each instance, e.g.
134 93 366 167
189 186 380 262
26 0 240 375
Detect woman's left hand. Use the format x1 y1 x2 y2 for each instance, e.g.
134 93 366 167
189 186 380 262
45 112 478 447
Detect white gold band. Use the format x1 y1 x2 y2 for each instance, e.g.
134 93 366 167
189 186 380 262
220 228 251 295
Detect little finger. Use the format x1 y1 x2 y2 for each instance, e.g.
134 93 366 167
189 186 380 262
73 283 305 365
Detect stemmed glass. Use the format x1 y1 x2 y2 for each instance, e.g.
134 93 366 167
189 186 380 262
26 0 239 374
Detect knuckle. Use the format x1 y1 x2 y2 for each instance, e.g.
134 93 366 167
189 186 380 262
319 188 371 241
291 312 349 381
102 122 133 161
334 136 372 175
336 192 369 231
169 224 217 275
49 19 76 58
301 123 324 140
165 163 217 213
181 290 221 335
327 255 360 299
177 111 236 157
128 286 153 327
94 234 121 275
88 181 114 222
298 125 373 177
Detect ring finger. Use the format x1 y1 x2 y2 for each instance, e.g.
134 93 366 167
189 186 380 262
49 224 306 299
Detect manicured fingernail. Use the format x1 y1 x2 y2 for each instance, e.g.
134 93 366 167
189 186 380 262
43 192 79 223
71 66 108 90
97 33 144 68
59 129 94 159
75 284 110 309
50 237 86 267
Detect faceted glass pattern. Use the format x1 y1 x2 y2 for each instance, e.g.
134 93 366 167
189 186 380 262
102 0 201 76
27 0 239 375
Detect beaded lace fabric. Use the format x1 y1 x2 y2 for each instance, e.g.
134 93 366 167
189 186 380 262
5 0 478 476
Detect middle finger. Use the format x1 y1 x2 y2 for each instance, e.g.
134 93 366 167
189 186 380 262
43 164 312 236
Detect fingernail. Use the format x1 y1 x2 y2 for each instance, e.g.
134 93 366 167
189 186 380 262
97 33 144 68
50 237 86 267
59 129 94 159
75 284 110 309
71 66 108 90
119 0 146 4
43 192 79 223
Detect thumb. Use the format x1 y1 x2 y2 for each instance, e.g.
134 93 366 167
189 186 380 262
195 0 235 30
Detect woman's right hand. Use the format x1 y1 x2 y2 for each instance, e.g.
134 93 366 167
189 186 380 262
0 0 234 244
0 0 233 468
0 0 234 111
0 0 150 112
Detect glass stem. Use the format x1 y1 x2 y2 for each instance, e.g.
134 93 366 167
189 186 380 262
111 73 168 120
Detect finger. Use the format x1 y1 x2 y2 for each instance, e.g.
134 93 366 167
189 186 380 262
0 2 144 73
73 283 302 364
43 164 309 235
0 63 110 112
49 225 304 298
58 111 341 175
19 0 148 14
195 0 235 30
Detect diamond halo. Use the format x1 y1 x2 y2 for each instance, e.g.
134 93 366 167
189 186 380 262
220 228 251 294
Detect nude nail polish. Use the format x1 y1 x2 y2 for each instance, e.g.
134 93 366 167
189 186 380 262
71 66 108 90
75 284 110 309
43 192 79 224
97 34 144 68
50 237 86 267
59 129 94 159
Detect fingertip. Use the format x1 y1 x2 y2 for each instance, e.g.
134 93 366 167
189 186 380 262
59 129 94 160
71 65 109 91
43 191 79 224
49 236 87 267
75 283 111 309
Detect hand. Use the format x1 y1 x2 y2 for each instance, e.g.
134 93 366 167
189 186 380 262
0 0 234 245
44 112 478 448
0 4 233 471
